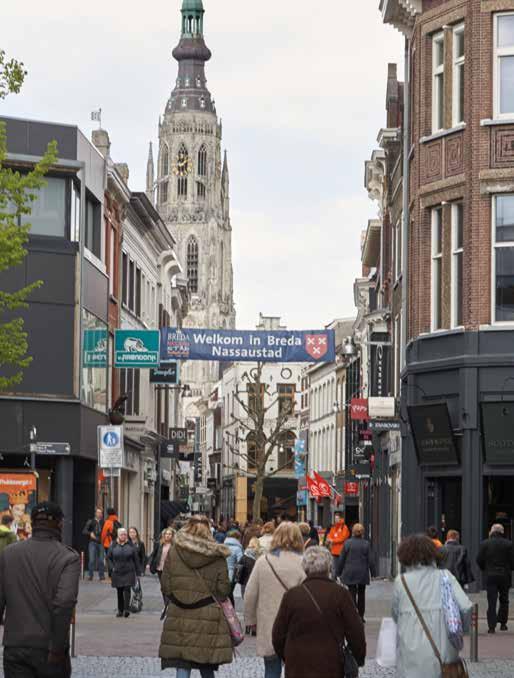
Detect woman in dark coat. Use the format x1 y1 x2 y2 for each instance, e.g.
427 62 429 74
107 527 141 617
128 526 146 573
336 522 376 622
272 546 366 678
159 515 233 678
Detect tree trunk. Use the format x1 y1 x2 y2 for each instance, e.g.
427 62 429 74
252 470 264 521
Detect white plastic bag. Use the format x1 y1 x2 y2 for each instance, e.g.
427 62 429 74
376 617 397 668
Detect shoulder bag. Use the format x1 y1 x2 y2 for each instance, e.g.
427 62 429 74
401 575 468 678
302 583 359 678
265 555 290 591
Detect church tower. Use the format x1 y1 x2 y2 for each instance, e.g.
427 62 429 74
152 0 236 396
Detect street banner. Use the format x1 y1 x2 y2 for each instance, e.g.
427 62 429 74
114 330 160 369
350 398 369 421
160 327 335 363
306 475 321 497
83 329 107 368
98 426 124 468
293 439 306 478
313 471 332 497
0 473 37 541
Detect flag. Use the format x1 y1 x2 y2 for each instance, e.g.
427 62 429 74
313 471 332 498
91 109 102 122
306 475 321 498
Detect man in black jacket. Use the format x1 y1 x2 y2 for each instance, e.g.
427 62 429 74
439 529 474 588
83 507 105 581
0 501 80 677
477 523 514 634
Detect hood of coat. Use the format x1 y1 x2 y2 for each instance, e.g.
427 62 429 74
244 547 258 560
174 529 230 569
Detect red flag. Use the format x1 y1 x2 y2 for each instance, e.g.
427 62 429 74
306 475 321 498
350 398 369 421
313 471 332 498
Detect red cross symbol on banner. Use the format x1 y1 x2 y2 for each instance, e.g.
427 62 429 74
305 334 329 360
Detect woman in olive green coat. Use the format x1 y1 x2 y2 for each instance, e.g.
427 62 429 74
159 515 233 678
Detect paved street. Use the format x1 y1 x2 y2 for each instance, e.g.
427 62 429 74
3 575 513 677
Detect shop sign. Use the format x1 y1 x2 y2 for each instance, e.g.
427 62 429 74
369 332 390 397
114 330 160 369
345 482 359 496
161 441 179 459
296 489 308 506
294 439 306 478
83 329 108 368
351 398 369 421
369 419 400 432
169 428 188 444
98 426 124 469
481 402 514 465
32 442 71 456
150 362 180 385
408 403 459 465
368 397 395 419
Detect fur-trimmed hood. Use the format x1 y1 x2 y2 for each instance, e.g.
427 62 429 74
174 529 230 569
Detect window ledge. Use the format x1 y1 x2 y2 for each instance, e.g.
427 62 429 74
420 124 466 145
420 327 466 340
481 118 514 127
84 247 106 274
480 323 514 330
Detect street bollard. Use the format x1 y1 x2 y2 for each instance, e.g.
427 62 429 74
70 608 77 659
469 602 479 663
80 551 85 580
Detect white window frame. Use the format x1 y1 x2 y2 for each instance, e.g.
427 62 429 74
431 207 443 331
432 32 445 133
494 13 514 119
394 215 402 282
452 24 465 126
450 203 464 328
492 194 514 324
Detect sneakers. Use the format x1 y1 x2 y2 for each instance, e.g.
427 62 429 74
500 624 508 631
124 611 130 618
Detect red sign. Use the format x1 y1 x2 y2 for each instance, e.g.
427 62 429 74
306 475 321 497
344 482 359 496
350 398 369 421
313 471 331 498
305 334 329 360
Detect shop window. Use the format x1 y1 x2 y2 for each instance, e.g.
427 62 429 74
20 176 67 238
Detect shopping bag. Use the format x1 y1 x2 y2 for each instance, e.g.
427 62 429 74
376 617 397 668
441 571 464 650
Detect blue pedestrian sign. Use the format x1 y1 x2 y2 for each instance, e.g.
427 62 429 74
114 330 160 369
103 431 120 448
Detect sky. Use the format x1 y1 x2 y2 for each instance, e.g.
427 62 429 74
0 0 404 331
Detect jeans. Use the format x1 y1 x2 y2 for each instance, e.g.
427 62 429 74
176 669 215 678
348 584 366 620
264 655 282 678
87 540 105 579
4 647 71 678
116 586 131 613
486 576 510 628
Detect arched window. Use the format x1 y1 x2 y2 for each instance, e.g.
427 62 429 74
198 145 207 176
161 145 169 176
278 431 296 470
187 237 199 294
177 144 189 198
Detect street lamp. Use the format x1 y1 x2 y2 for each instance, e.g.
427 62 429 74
343 337 357 357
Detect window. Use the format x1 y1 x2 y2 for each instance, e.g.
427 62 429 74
200 97 206 109
495 14 514 117
85 196 101 259
278 384 295 417
197 181 206 199
161 145 169 176
181 97 187 108
70 181 80 242
187 237 199 293
248 384 265 417
453 25 465 125
160 181 169 204
196 76 201 87
177 145 189 198
247 433 258 470
451 203 464 327
108 227 115 296
393 215 402 281
277 432 295 470
431 207 443 330
136 267 142 318
122 253 128 305
20 176 67 238
129 260 135 311
493 195 514 322
393 315 401 398
119 368 140 416
198 145 207 176
81 310 107 413
432 32 445 132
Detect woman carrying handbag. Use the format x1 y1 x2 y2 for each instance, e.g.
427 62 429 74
392 535 473 678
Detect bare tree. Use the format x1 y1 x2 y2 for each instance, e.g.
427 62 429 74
224 362 297 520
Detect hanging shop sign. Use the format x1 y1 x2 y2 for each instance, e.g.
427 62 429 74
98 426 124 468
408 403 459 465
369 332 391 397
160 328 335 364
169 428 188 444
368 397 395 419
150 362 180 385
114 330 160 369
344 482 359 496
350 398 369 421
83 329 108 368
293 439 306 479
32 442 71 456
369 419 401 432
480 402 514 465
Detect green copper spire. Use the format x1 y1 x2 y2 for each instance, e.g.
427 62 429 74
181 0 204 36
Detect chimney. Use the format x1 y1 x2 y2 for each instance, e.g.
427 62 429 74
92 129 111 158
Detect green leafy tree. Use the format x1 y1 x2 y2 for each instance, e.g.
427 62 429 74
0 51 57 389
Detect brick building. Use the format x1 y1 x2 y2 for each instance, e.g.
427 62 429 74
381 0 514 571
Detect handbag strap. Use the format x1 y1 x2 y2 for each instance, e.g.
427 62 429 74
175 545 221 606
301 583 345 650
401 574 443 670
265 555 289 592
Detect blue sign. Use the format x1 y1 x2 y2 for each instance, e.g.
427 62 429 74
83 329 107 368
294 439 306 478
103 431 120 448
160 328 335 364
296 490 308 507
114 330 160 368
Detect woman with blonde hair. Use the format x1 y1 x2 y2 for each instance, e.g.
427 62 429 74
149 527 175 580
244 521 305 678
258 521 275 552
158 515 233 678
335 522 376 622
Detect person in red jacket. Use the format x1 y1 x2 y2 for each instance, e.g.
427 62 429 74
326 512 350 574
100 508 120 550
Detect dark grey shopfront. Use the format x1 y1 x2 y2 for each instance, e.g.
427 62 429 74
402 329 514 584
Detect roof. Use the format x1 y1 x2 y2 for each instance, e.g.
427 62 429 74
379 0 421 36
182 0 204 10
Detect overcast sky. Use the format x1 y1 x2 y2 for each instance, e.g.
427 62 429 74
1 0 403 330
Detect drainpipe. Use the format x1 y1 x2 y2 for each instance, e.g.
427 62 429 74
401 37 411 368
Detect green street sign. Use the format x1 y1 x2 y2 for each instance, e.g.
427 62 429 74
83 329 107 368
114 330 160 368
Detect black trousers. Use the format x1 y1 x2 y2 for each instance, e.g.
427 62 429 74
116 586 131 613
4 647 71 678
348 584 366 620
486 576 510 628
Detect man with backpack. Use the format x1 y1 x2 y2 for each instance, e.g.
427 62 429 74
83 507 105 581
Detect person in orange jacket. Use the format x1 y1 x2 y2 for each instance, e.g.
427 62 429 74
101 507 121 550
326 512 350 573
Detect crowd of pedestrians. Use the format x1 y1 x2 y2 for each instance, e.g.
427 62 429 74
0 502 513 678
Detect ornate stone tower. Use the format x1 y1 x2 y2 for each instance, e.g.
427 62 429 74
149 0 236 395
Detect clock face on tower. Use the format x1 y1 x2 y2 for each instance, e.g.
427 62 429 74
172 150 194 177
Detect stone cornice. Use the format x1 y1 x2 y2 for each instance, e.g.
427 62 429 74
380 0 421 36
